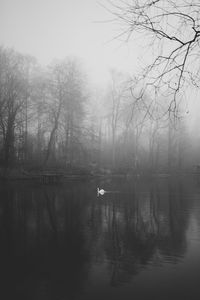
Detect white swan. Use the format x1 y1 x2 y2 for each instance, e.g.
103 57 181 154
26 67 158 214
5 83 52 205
97 187 106 196
97 187 119 196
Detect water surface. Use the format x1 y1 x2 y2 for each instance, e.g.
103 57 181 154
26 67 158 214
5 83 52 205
0 176 200 300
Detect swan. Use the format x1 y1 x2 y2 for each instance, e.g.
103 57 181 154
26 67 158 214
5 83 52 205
97 187 119 196
97 188 106 196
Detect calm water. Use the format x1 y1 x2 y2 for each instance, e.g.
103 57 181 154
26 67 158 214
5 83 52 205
0 176 200 300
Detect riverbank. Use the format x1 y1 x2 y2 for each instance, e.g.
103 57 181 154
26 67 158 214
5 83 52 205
0 167 93 181
0 166 198 182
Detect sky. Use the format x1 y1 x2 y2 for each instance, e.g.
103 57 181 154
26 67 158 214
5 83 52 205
0 0 141 85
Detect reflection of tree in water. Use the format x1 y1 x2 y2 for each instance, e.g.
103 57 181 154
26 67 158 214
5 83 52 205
0 178 194 297
158 179 188 260
0 182 92 300
90 178 191 287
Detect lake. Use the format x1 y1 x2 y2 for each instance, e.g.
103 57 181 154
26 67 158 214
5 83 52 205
0 176 200 300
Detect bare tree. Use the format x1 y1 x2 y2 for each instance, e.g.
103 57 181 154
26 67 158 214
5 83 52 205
106 0 200 115
43 58 86 167
43 63 65 166
106 70 128 167
30 69 48 158
0 47 30 168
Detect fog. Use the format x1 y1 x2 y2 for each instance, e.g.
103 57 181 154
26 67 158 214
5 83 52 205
0 47 199 176
0 1 200 177
2 2 200 300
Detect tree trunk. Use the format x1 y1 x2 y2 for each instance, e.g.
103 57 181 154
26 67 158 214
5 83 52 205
43 122 58 167
4 115 15 169
43 99 62 167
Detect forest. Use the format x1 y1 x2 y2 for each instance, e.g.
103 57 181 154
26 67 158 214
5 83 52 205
0 44 199 178
1 2 200 300
1 1 200 177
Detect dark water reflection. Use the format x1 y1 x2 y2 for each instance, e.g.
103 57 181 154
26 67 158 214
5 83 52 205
0 176 200 300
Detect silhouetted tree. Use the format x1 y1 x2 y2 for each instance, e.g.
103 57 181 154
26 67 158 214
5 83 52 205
107 0 200 115
0 47 33 168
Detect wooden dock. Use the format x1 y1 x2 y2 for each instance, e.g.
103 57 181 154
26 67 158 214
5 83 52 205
40 173 64 184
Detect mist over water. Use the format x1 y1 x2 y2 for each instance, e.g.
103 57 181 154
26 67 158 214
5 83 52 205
1 1 200 300
0 176 200 300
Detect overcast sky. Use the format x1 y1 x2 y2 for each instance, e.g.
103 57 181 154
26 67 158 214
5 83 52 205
0 0 141 85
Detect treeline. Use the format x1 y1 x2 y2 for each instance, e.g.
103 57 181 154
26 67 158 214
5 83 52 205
0 47 87 172
0 46 194 175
